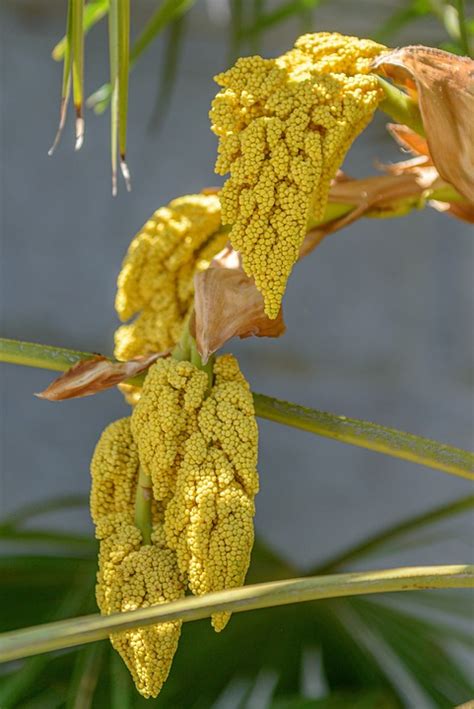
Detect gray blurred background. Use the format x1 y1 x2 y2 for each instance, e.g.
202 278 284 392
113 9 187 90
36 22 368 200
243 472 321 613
1 0 473 571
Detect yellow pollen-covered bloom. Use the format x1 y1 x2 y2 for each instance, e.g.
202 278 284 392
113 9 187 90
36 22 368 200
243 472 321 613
114 194 228 361
130 358 210 502
90 420 185 699
210 32 386 318
164 354 259 631
130 354 259 632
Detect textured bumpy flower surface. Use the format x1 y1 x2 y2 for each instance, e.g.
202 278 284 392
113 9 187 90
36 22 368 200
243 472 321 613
90 356 259 695
90 418 185 698
210 32 387 318
132 355 259 631
114 194 228 361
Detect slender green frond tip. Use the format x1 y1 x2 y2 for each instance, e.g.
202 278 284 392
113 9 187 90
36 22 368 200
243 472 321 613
1 338 473 481
71 0 85 150
118 0 131 191
48 0 74 156
253 393 474 480
0 565 471 663
52 0 109 62
109 0 119 195
87 0 197 114
313 494 474 574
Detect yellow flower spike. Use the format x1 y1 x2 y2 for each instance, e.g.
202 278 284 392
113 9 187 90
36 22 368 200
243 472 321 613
163 354 259 632
90 421 185 699
90 417 138 525
95 517 185 699
114 194 225 361
130 358 209 502
210 32 387 318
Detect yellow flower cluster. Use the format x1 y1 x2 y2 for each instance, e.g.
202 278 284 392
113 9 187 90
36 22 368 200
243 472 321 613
90 355 259 695
210 32 386 318
132 355 259 632
91 418 185 698
114 194 228 361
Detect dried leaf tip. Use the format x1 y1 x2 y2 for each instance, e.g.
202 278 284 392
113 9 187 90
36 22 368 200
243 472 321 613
120 156 132 192
375 46 474 203
74 114 85 151
35 352 165 401
48 98 69 156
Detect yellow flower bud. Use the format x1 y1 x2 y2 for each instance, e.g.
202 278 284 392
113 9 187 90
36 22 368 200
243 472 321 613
114 194 227 360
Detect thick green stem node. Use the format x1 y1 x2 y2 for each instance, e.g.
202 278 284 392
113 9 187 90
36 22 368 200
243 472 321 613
377 76 426 137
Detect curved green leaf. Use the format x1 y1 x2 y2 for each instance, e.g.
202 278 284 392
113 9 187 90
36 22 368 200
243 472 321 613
52 0 109 61
253 393 474 480
313 494 474 574
0 565 471 663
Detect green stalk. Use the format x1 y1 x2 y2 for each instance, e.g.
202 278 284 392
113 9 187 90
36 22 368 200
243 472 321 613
52 0 110 61
1 338 473 481
253 392 474 481
0 565 471 662
377 77 426 137
109 0 119 195
455 0 472 57
71 0 85 150
49 0 73 156
134 466 152 545
118 0 131 190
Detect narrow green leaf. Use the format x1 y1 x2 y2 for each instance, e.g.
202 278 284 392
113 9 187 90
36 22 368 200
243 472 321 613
109 650 133 708
1 494 88 527
87 0 197 113
272 690 398 708
109 0 119 195
0 585 90 707
71 0 85 150
66 642 106 709
1 338 473 480
52 0 110 61
350 598 474 704
253 392 474 480
455 0 473 56
0 566 471 662
0 338 98 372
357 596 474 648
0 527 94 548
239 0 321 39
229 0 245 59
48 0 73 155
333 602 436 707
131 0 196 63
313 495 474 574
117 0 131 191
375 1 429 43
148 14 187 132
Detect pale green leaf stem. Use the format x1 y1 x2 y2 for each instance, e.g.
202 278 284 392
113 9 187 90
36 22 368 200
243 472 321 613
0 565 471 663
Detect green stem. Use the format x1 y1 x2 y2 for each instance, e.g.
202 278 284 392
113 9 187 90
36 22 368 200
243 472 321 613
0 565 471 662
253 392 474 481
1 338 473 481
172 324 215 391
134 466 152 545
455 0 472 57
377 77 426 137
